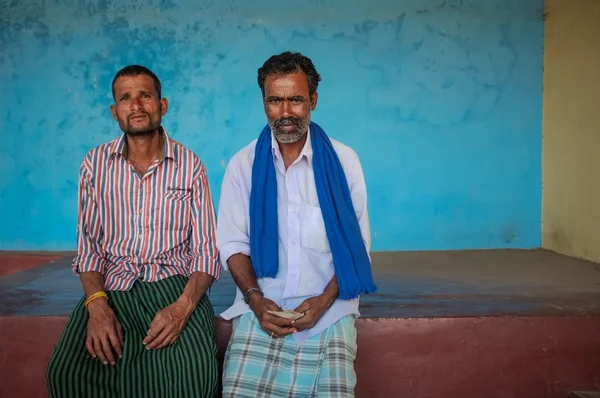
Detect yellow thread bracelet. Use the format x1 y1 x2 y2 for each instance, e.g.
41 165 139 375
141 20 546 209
85 291 108 308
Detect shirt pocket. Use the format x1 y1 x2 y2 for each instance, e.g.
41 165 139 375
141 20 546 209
164 189 192 201
300 204 331 254
157 189 192 231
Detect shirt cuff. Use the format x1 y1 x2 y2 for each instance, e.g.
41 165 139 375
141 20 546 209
189 255 221 280
72 254 107 275
218 242 251 271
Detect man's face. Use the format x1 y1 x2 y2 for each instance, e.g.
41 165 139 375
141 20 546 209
263 72 318 144
110 75 168 136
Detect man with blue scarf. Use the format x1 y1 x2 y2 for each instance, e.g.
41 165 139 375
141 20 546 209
217 51 376 397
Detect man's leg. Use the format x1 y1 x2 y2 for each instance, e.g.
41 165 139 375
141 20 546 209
46 297 120 398
315 316 358 398
115 275 219 398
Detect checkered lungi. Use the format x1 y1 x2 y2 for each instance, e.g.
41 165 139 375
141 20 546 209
222 312 357 398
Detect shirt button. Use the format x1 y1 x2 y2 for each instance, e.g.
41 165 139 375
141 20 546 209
138 234 142 239
138 209 143 214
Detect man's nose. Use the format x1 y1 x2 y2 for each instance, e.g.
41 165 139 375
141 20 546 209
281 100 291 117
130 97 143 111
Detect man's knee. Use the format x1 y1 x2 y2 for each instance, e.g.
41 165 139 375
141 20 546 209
46 343 90 395
46 353 60 388
46 348 73 394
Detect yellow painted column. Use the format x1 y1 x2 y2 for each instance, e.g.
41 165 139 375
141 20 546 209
542 0 600 262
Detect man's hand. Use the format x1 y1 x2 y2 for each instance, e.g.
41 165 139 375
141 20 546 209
143 300 193 350
86 299 123 365
292 294 335 332
249 295 296 338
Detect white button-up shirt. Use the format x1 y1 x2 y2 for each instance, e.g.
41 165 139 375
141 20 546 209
217 128 370 345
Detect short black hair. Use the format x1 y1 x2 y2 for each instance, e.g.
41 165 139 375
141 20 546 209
111 65 162 100
257 51 321 98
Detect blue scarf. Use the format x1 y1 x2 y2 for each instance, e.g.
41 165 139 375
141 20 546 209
249 121 377 300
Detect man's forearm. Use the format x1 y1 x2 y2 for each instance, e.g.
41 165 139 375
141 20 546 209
177 271 214 310
80 271 106 297
227 253 260 294
319 277 339 308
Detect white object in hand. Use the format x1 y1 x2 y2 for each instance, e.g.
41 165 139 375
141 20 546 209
268 310 305 320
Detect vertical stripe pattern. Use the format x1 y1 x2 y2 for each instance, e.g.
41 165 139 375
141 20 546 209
72 130 220 291
222 313 357 398
46 276 218 398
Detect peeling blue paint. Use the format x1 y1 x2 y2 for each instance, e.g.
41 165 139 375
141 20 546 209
0 0 544 251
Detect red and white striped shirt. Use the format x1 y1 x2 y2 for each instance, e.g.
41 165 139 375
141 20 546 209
72 129 220 291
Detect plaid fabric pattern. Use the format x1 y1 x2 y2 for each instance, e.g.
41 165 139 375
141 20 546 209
222 313 357 398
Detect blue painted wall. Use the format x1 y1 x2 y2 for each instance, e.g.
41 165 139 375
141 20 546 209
0 0 544 251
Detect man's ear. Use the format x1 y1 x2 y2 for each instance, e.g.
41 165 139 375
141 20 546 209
160 97 169 116
110 104 118 121
310 92 318 111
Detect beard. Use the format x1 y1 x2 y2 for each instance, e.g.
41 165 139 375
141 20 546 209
269 116 310 144
118 111 161 137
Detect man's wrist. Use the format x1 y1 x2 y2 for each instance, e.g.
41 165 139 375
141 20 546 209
86 296 109 312
247 291 265 307
243 287 264 304
320 291 337 309
176 293 199 313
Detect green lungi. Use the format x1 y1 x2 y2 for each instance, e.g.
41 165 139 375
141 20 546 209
46 275 218 398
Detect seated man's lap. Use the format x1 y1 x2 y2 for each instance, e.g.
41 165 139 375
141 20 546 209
47 278 218 398
222 313 357 397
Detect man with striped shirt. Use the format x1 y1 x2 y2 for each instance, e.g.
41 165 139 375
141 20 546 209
46 65 220 398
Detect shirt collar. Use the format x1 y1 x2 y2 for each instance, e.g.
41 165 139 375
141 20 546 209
109 127 177 164
270 126 313 166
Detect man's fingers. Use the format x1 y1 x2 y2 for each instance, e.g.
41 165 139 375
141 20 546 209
116 322 124 346
108 328 123 358
145 327 171 350
290 319 310 331
288 311 316 331
143 319 165 345
267 323 296 338
85 335 96 358
100 335 117 365
269 314 295 328
155 332 178 350
93 337 109 365
294 302 312 314
168 334 179 346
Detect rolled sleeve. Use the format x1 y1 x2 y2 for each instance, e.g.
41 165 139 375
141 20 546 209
218 242 251 271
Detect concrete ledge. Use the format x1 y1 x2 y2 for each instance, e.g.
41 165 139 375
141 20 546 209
3 249 600 397
2 315 600 398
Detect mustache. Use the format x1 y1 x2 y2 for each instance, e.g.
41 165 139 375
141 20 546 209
128 112 150 120
274 117 302 127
